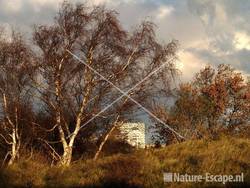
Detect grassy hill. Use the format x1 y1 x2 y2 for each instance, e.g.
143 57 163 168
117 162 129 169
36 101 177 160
0 136 249 187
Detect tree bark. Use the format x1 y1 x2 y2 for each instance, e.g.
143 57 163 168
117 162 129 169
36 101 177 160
94 116 120 161
57 50 94 166
7 127 21 166
2 94 21 166
60 146 73 166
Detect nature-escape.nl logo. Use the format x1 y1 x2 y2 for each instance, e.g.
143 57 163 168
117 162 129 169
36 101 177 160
163 172 244 184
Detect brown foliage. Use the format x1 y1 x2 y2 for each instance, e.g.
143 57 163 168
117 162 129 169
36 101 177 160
154 64 250 142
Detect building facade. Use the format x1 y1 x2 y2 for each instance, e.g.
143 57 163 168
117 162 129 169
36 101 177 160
119 122 146 148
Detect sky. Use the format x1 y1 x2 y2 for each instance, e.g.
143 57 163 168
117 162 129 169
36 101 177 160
0 0 250 81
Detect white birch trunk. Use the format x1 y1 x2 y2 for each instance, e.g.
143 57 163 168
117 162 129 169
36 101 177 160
94 116 120 161
60 145 73 166
2 94 21 166
57 50 93 166
8 129 20 166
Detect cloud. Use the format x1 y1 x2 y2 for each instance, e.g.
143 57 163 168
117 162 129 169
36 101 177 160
156 6 174 19
234 32 250 50
0 0 194 82
187 0 250 77
0 0 249 79
177 50 207 81
1 0 22 13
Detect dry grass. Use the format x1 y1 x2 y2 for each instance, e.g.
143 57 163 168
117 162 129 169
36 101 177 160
0 136 249 187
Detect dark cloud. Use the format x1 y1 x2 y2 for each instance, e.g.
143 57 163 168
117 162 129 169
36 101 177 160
0 0 249 77
187 0 250 75
187 47 250 73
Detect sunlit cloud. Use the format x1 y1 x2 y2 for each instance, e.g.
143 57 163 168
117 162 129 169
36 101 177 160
178 50 207 81
156 6 174 19
234 32 250 50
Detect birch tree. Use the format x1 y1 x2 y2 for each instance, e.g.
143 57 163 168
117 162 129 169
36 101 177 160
33 2 178 166
0 31 34 165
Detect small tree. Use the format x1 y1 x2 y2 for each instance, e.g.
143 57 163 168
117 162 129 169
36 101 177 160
0 31 35 165
154 64 250 141
194 64 249 130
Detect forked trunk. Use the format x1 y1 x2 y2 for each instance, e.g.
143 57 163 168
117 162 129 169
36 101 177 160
60 146 73 166
8 129 20 166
